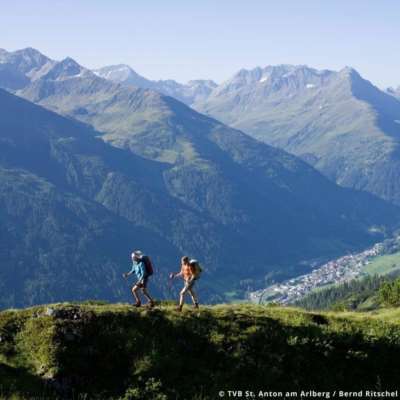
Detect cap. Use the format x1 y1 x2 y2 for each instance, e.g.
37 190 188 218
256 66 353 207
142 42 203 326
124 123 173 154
132 250 143 257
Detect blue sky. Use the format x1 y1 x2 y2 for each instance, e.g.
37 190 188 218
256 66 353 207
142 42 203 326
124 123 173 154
1 0 399 88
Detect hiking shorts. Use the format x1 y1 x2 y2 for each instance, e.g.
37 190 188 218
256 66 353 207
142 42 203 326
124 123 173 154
182 279 196 292
134 276 149 289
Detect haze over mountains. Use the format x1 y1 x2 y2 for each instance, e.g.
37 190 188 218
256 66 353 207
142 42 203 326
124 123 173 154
94 64 218 105
194 66 400 206
1 47 400 307
91 57 400 207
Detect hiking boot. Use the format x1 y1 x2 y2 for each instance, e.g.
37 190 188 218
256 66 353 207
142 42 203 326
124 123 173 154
193 302 199 309
133 302 141 308
146 300 155 308
176 305 183 312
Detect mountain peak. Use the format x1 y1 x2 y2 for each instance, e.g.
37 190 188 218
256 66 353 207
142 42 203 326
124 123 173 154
210 64 333 98
0 47 55 87
93 64 150 87
338 66 361 79
94 64 134 74
13 47 51 64
42 57 88 81
17 46 45 55
228 64 328 84
0 47 52 68
234 66 263 80
60 57 81 67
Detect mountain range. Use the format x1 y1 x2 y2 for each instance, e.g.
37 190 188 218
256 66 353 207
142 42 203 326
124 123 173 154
89 59 400 207
93 64 217 105
0 48 217 105
1 47 400 307
193 66 400 206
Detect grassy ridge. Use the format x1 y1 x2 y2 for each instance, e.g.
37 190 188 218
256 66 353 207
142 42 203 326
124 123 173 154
1 303 400 399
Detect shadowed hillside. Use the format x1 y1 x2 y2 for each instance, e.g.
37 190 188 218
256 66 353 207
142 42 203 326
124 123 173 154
0 303 399 399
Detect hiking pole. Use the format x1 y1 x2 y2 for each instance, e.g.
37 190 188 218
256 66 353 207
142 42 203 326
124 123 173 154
167 272 175 301
122 273 133 303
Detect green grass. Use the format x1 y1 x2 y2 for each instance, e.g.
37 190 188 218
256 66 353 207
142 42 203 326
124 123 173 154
362 251 400 276
1 302 400 399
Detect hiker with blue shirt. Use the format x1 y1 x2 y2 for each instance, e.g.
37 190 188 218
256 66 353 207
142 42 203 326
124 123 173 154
123 250 155 308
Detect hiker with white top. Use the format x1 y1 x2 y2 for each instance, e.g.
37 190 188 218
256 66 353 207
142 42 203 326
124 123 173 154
123 250 155 308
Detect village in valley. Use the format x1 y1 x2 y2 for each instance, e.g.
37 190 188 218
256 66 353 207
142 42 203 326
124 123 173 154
249 242 386 305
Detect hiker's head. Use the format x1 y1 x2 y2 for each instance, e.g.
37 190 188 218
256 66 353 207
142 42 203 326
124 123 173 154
132 250 143 261
181 256 190 265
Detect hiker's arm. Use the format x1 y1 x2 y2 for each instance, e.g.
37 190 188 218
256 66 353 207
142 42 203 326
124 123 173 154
123 263 136 278
137 261 145 279
175 267 184 278
169 268 182 279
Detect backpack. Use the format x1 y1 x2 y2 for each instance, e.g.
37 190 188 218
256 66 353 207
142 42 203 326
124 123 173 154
141 255 154 276
190 260 202 279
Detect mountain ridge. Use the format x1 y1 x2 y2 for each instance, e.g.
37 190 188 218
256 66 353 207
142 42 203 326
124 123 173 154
93 63 218 104
90 59 400 206
194 64 400 205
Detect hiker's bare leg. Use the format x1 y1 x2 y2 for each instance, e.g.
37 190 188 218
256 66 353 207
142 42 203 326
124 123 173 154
179 287 188 307
141 287 154 303
131 285 141 304
188 288 198 305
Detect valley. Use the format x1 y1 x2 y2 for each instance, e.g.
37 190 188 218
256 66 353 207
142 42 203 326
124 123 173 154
251 236 400 305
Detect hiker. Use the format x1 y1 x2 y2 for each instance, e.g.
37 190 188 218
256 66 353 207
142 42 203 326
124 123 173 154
170 256 201 311
123 250 155 308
